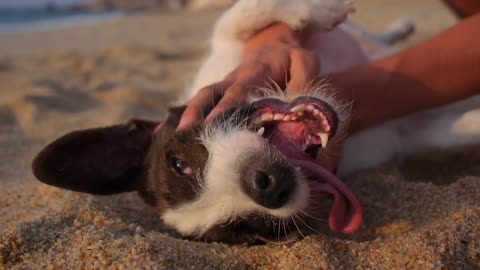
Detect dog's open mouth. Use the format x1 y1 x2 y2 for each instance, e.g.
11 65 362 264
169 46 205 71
250 96 338 158
248 97 363 234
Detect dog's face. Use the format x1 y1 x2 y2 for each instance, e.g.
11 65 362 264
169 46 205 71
33 89 363 244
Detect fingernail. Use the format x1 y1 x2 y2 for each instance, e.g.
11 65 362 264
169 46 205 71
176 120 188 131
205 115 213 123
205 110 217 123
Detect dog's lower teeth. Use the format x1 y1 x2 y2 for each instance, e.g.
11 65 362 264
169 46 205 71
274 113 284 120
261 113 273 121
290 104 305 113
284 115 291 121
257 127 265 136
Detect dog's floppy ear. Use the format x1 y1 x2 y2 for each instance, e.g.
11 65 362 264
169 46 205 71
32 118 160 195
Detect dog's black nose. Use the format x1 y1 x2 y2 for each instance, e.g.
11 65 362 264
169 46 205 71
242 167 296 209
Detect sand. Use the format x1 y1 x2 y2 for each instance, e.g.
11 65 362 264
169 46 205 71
1 1 479 269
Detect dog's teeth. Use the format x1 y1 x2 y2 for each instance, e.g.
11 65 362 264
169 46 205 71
284 115 291 121
292 116 297 121
257 127 265 136
290 104 305 113
318 133 329 148
318 112 326 120
261 113 274 122
274 113 284 121
306 105 315 111
321 118 331 132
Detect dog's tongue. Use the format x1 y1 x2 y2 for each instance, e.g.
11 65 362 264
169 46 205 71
291 159 363 234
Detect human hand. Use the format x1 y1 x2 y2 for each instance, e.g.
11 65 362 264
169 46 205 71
177 23 320 130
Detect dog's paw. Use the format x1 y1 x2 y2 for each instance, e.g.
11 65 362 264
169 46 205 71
280 0 355 31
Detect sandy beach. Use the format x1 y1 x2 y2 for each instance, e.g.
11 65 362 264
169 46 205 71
1 0 479 269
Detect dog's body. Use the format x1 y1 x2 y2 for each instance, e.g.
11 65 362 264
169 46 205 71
183 0 480 176
32 0 480 244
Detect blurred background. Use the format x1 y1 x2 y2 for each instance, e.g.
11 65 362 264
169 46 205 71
0 0 460 56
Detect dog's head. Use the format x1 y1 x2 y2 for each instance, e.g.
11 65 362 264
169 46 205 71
32 88 362 244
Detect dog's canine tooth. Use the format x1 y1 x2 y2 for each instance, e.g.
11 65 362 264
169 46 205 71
290 104 305 113
274 113 284 120
261 113 274 121
257 127 265 136
318 133 329 148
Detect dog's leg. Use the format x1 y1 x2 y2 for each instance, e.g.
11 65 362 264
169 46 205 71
372 18 416 45
339 18 415 61
177 0 355 104
345 18 415 46
212 0 355 42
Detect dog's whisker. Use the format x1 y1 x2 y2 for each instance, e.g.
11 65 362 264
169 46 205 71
291 215 306 239
296 214 323 235
300 210 327 222
282 217 289 241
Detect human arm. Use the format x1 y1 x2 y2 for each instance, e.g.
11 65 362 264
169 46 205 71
331 14 480 133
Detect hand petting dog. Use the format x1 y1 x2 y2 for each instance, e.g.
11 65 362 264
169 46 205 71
178 23 320 130
180 14 480 168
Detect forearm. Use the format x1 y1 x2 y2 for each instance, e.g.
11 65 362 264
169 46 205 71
332 14 480 132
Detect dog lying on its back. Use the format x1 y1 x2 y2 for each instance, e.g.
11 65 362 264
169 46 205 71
32 0 480 244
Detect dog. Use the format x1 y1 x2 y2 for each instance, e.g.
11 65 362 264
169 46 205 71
32 0 480 244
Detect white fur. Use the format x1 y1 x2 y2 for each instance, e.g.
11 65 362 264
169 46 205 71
162 127 308 235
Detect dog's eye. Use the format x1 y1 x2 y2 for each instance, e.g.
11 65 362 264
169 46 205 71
170 157 193 176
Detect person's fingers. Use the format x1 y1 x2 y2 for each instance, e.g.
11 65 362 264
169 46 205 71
205 85 248 122
177 82 229 130
286 48 320 92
